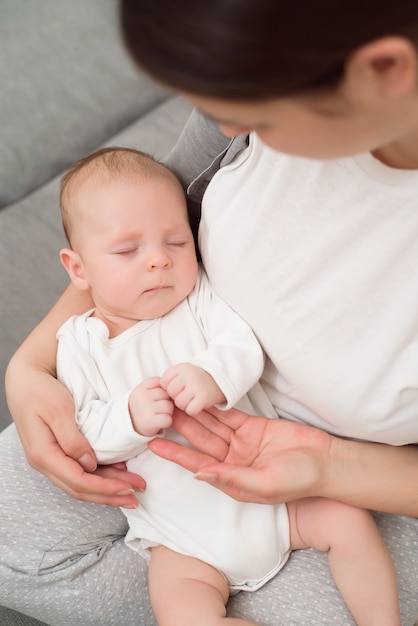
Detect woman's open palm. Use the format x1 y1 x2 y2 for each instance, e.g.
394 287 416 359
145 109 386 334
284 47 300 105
148 406 333 504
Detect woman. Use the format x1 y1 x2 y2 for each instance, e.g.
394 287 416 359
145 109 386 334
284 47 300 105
3 0 418 623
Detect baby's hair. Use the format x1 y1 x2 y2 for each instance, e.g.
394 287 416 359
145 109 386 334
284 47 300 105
60 147 182 246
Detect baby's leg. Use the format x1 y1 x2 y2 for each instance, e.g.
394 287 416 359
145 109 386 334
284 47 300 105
287 497 401 626
149 546 257 626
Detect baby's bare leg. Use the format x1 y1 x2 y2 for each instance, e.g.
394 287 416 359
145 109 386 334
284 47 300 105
149 546 257 626
287 497 401 626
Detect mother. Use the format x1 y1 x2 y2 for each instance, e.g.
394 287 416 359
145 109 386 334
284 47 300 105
4 0 418 624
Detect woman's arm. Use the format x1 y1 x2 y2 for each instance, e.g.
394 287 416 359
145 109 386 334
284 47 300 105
5 283 143 507
149 406 418 517
325 434 418 516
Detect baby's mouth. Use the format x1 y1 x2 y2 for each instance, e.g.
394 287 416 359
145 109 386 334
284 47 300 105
144 284 170 293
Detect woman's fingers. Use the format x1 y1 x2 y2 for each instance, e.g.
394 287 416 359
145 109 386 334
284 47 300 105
170 408 232 458
148 436 217 473
41 446 143 507
194 463 277 504
156 407 333 506
14 374 97 472
19 414 142 507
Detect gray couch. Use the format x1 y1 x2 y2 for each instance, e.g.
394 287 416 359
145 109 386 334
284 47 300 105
0 1 192 624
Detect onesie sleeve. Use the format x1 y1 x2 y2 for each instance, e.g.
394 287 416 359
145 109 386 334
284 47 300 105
56 317 152 464
188 268 265 409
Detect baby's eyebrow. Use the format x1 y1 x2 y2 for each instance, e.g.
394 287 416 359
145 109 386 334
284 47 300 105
112 231 142 244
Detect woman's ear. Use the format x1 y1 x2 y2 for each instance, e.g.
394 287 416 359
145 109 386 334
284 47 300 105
344 36 417 100
60 248 90 291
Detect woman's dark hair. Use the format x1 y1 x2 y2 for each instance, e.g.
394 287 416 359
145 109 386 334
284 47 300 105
120 0 417 99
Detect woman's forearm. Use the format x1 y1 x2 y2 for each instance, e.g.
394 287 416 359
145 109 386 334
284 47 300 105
326 436 418 516
6 283 93 380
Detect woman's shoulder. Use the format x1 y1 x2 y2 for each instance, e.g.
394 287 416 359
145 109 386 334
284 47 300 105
164 109 247 191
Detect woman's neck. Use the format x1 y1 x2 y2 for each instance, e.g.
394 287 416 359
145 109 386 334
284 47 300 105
372 124 418 170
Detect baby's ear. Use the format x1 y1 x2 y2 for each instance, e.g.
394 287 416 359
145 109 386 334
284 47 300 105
59 248 90 290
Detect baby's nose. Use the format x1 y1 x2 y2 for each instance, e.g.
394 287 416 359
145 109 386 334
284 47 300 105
146 247 171 269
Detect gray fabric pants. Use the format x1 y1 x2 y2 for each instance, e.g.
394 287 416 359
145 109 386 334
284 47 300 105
1 424 417 626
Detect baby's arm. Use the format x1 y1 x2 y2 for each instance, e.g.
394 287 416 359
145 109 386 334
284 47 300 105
161 363 226 416
129 376 174 436
187 269 265 409
57 325 156 464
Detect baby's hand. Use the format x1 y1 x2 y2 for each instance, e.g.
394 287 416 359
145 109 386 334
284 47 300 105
161 364 226 416
128 377 174 437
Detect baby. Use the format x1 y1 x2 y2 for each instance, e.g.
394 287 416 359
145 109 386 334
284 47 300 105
57 147 400 626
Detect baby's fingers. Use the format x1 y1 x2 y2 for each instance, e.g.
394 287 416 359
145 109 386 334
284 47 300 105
155 399 174 429
172 388 196 413
163 375 186 402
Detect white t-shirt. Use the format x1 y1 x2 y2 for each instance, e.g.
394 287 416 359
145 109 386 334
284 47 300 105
200 133 418 445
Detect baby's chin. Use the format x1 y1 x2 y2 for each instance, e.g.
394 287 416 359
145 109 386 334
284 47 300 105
139 285 193 319
139 301 180 320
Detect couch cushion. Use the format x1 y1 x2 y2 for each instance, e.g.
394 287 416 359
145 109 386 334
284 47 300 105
0 0 169 209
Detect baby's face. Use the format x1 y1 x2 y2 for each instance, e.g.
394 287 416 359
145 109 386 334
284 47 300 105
71 174 198 326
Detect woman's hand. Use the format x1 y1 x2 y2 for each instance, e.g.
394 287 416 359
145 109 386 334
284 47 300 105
5 284 143 508
148 406 333 504
6 365 143 508
149 406 418 516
